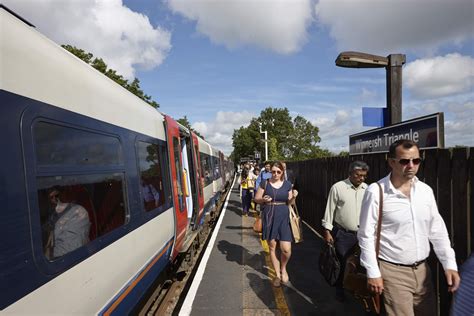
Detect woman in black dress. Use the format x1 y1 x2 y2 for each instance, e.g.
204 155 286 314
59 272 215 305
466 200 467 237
254 161 294 287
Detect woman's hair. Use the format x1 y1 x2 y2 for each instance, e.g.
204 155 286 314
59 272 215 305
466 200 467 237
241 168 249 179
271 161 285 181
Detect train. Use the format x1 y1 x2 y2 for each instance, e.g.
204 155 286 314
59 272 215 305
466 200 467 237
0 6 234 315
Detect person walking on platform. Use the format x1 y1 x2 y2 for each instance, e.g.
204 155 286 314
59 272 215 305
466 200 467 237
252 168 260 212
254 161 294 287
322 160 369 302
240 167 256 216
358 139 460 315
256 161 272 189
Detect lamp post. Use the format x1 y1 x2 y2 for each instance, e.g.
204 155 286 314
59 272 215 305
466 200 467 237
259 122 268 162
335 51 406 126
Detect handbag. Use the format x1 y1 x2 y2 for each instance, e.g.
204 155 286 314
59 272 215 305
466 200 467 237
343 182 383 314
289 203 303 243
253 216 262 233
319 242 341 286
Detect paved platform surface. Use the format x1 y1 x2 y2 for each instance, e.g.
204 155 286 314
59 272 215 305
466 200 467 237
182 181 368 316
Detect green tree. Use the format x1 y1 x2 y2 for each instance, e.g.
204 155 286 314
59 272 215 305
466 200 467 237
177 116 204 138
231 106 332 163
62 45 159 108
286 115 331 160
258 107 293 155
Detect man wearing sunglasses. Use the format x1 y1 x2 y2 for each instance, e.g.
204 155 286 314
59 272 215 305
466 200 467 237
358 139 460 315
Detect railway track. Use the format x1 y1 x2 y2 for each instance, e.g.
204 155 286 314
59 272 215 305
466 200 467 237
140 186 231 316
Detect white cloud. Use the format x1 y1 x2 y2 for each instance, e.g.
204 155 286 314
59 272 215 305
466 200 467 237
315 0 474 54
166 0 313 54
405 54 474 99
3 0 172 78
356 88 378 105
192 110 255 154
311 109 360 150
405 100 474 147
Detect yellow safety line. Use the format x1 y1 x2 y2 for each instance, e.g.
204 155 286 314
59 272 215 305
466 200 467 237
260 239 291 316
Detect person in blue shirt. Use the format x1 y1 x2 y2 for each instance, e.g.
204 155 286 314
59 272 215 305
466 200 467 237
452 253 473 315
256 161 272 189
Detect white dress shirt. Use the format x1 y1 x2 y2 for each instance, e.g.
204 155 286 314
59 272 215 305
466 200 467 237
322 178 367 232
358 174 458 278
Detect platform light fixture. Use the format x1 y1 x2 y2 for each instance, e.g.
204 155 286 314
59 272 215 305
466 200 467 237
258 122 268 162
335 51 406 125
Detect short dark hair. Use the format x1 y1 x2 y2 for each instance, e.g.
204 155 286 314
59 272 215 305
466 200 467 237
349 161 369 173
388 139 419 158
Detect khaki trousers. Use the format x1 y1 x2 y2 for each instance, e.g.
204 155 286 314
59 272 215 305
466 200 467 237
380 260 436 316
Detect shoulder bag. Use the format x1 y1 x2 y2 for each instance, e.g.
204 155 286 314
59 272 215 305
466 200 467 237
343 182 383 314
253 180 268 233
319 242 340 286
289 202 303 243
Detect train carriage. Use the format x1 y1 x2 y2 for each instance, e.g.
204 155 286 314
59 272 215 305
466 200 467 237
0 6 232 315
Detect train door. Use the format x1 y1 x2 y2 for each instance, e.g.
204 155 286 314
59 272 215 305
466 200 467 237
191 133 204 228
180 138 193 223
164 115 187 258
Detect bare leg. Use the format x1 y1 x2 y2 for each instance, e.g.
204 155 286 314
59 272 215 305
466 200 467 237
280 241 292 283
269 239 281 279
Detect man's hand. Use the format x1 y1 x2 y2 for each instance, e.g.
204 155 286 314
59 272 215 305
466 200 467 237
367 277 384 295
324 230 334 244
445 269 461 292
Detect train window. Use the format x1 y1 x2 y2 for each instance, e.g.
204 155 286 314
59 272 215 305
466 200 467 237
137 141 166 212
34 121 122 166
194 145 203 196
213 156 220 179
199 152 213 186
173 138 184 211
36 173 128 260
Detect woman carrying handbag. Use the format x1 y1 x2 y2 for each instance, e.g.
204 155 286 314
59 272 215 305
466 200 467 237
254 161 294 287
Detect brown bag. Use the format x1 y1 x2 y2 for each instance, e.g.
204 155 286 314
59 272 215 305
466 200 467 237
253 216 262 233
343 182 383 314
289 203 303 243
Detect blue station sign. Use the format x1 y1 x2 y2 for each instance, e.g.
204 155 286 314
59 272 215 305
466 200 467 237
349 113 444 155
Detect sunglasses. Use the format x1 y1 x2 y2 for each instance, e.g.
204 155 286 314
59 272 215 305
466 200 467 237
271 170 282 174
392 158 422 166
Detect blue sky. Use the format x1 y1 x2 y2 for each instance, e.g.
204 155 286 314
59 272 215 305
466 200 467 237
5 0 473 154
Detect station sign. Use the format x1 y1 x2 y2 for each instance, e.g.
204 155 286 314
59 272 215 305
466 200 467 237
349 113 444 155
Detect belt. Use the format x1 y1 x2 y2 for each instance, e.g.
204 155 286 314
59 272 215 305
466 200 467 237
379 257 427 268
334 223 357 234
266 202 287 205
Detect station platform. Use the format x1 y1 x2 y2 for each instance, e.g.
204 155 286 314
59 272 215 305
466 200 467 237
179 179 369 316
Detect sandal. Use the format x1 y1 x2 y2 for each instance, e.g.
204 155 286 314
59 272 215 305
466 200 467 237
272 277 281 287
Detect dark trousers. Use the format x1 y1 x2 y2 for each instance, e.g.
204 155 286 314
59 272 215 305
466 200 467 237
241 189 252 214
333 226 358 289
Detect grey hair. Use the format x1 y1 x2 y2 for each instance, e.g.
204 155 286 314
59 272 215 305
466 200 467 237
349 160 369 173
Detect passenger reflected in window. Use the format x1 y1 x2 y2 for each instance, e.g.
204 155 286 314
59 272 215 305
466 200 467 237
43 186 90 259
141 179 160 211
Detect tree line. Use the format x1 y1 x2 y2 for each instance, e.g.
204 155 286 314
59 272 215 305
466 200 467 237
62 46 340 160
231 107 336 164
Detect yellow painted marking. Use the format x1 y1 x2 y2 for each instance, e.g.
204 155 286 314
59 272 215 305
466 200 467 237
260 239 291 316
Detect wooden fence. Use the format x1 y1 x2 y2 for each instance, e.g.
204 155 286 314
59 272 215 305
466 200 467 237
287 147 473 315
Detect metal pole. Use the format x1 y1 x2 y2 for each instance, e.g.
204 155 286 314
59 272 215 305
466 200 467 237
386 54 405 125
264 131 268 161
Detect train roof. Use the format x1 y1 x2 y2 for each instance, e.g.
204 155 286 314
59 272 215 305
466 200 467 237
0 6 166 140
